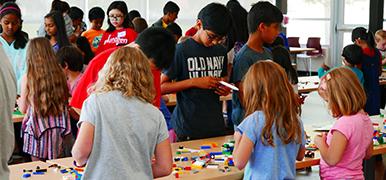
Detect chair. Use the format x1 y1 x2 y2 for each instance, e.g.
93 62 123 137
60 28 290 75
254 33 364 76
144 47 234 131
297 37 323 76
288 37 300 47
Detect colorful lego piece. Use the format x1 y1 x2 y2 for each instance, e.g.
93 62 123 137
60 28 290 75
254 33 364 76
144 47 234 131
22 173 31 178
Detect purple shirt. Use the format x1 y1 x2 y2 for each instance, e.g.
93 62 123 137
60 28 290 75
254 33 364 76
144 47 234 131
320 112 373 179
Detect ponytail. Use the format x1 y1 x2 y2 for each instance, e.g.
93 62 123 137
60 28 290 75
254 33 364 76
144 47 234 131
366 30 376 49
352 27 375 49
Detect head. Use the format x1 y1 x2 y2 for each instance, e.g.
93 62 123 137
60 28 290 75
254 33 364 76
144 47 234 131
318 67 366 118
271 46 298 84
0 2 27 49
56 46 84 74
132 17 148 33
243 61 302 146
163 1 179 23
68 6 84 28
135 27 176 70
375 29 386 51
76 36 94 65
44 11 70 48
352 27 375 49
106 1 132 32
166 22 182 42
93 46 154 103
195 3 232 47
128 10 141 22
26 37 69 117
226 0 248 43
88 7 105 30
248 1 283 44
341 44 362 66
51 0 70 14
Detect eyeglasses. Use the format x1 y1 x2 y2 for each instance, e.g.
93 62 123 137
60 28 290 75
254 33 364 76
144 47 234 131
204 30 226 44
108 15 123 21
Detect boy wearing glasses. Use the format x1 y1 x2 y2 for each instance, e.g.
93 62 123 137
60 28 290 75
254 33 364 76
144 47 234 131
231 1 283 127
161 3 232 141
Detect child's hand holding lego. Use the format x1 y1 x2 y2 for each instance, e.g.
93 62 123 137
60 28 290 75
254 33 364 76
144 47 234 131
314 132 327 148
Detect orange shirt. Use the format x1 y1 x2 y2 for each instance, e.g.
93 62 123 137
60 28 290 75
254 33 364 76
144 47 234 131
81 29 105 53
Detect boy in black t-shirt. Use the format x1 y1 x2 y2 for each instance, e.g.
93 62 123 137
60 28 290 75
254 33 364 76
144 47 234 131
161 3 232 141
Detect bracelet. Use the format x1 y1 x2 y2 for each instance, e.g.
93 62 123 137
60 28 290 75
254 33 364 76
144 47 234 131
73 160 86 168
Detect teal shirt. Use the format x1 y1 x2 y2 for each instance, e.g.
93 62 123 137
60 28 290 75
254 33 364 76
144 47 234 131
318 66 364 85
0 36 27 94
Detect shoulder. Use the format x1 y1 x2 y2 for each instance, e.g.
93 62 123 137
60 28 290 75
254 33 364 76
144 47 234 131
240 111 264 127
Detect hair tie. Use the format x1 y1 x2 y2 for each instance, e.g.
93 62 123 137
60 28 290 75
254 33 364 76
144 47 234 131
0 7 20 15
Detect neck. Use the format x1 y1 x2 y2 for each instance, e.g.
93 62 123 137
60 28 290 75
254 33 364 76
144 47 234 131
1 34 15 44
192 33 202 44
50 35 57 45
162 16 169 24
67 71 81 82
246 33 264 53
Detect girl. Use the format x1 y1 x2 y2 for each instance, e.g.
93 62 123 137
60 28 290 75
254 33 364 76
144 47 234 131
16 37 71 161
314 67 373 179
0 2 28 94
271 46 299 91
232 61 306 179
352 27 381 115
44 10 71 52
72 47 172 179
95 1 137 54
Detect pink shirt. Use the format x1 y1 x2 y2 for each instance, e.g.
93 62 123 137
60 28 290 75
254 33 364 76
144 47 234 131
320 112 373 179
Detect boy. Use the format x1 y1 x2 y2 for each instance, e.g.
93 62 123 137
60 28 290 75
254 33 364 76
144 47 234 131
161 3 232 141
81 7 105 53
231 1 283 126
152 1 179 28
166 22 182 42
70 27 175 111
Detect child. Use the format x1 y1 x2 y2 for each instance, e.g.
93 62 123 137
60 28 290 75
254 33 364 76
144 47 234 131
56 46 84 96
231 1 282 127
72 47 172 179
232 61 305 179
128 10 141 22
44 11 71 52
81 6 105 54
271 46 299 89
152 1 179 28
95 1 137 54
352 27 381 115
161 3 232 141
38 0 73 38
132 17 148 33
0 2 28 94
314 67 373 179
375 29 386 66
17 37 71 161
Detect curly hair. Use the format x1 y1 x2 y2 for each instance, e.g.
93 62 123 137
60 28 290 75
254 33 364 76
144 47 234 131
93 47 154 103
26 37 69 117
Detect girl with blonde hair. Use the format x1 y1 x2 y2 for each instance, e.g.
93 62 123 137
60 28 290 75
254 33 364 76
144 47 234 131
72 46 172 179
17 37 71 160
315 67 373 179
232 61 306 179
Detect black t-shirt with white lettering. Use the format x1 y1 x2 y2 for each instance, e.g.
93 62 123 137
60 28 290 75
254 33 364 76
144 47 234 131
164 38 227 139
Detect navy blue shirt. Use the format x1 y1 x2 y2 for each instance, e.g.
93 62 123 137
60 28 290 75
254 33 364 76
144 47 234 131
164 38 228 138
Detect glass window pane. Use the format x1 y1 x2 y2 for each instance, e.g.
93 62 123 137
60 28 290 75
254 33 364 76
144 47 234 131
344 0 369 24
287 0 331 18
286 20 330 45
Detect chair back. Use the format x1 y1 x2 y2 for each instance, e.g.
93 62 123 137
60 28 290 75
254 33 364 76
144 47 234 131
288 37 300 47
306 37 322 56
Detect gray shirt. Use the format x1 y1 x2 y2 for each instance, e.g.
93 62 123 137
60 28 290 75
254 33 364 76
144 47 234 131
0 46 16 180
79 91 169 180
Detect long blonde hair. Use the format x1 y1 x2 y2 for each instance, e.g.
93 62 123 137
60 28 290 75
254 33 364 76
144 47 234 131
243 61 302 146
26 37 69 117
93 46 154 103
320 67 366 117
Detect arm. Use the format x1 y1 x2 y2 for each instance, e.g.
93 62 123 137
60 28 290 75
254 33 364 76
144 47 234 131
160 73 220 95
16 75 28 113
297 146 306 161
152 139 172 178
232 131 254 170
72 121 94 166
314 131 347 166
364 142 373 159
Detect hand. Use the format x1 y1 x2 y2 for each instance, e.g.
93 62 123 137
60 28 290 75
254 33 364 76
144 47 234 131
193 76 220 90
215 85 231 96
314 132 327 148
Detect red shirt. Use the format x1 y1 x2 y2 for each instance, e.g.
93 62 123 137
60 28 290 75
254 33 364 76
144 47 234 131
69 47 162 109
185 27 198 36
96 28 137 55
